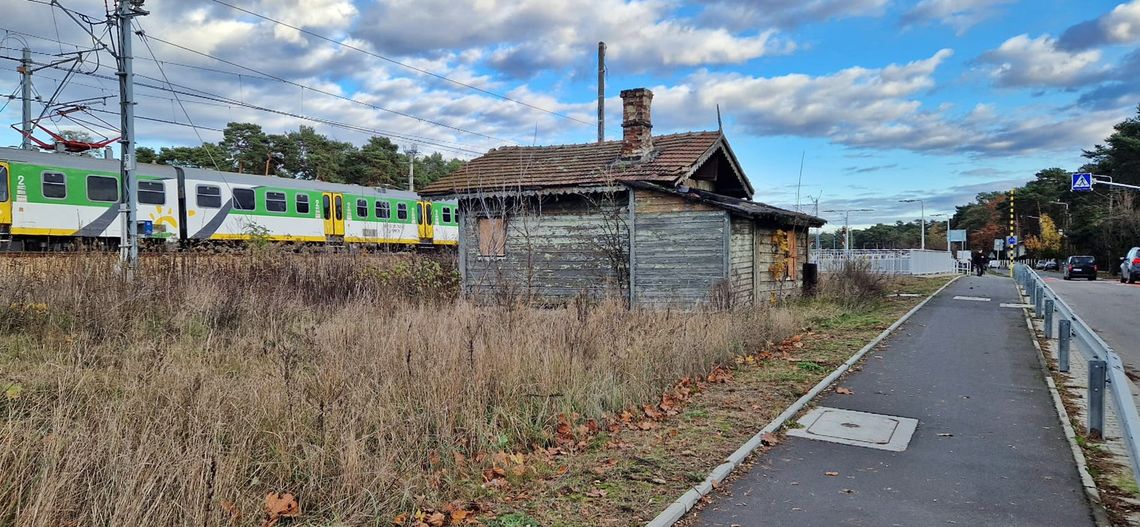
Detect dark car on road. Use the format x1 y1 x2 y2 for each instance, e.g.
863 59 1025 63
1122 247 1140 284
1063 256 1097 280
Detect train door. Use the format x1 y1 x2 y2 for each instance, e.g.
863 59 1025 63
417 201 434 241
0 162 10 231
322 192 344 238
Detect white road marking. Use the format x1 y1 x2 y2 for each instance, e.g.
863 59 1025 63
953 296 991 302
1000 303 1033 308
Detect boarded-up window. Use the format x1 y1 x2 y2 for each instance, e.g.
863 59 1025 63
478 218 506 257
786 230 798 280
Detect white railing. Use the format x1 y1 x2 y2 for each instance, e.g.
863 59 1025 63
811 249 957 275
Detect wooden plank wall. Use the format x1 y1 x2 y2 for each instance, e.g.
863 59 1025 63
632 190 727 307
729 216 754 305
460 194 629 303
752 225 810 303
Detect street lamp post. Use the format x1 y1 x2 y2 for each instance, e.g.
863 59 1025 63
822 208 874 256
899 198 926 250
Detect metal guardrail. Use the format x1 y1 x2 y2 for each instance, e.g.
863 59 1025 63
1016 264 1140 486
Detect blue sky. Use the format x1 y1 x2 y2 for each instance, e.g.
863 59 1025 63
2 0 1139 228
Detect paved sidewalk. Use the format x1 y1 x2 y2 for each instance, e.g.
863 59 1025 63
693 276 1095 527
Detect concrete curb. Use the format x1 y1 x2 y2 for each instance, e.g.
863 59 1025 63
1014 282 1111 527
645 274 963 527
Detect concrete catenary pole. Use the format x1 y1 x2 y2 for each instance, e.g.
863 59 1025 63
19 47 32 150
597 41 605 143
115 0 148 274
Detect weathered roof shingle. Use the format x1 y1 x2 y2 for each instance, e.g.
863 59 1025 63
420 131 722 196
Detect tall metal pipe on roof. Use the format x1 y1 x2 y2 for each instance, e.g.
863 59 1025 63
598 42 605 144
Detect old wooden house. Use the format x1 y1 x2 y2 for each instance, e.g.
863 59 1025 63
420 88 825 307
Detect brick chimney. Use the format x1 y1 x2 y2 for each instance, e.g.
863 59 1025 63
620 88 653 159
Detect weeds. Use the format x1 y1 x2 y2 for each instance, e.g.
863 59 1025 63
819 259 890 308
0 252 798 526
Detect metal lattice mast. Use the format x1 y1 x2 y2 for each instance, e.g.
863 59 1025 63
114 1 148 273
19 47 32 150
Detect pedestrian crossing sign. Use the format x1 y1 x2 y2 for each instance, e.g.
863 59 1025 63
1071 172 1093 192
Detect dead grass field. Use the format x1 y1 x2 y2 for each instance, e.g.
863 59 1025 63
0 253 947 526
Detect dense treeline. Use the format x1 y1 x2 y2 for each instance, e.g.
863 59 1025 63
950 106 1140 263
823 106 1140 265
134 122 465 190
817 221 949 251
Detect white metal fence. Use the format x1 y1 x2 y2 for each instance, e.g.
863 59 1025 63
811 249 957 275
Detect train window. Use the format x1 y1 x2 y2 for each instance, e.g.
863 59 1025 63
266 191 287 213
296 194 310 215
138 180 165 205
376 200 391 219
356 198 368 218
397 202 408 221
86 175 119 202
196 185 221 208
425 203 433 225
232 188 255 210
0 165 8 202
42 172 67 199
334 195 343 221
442 207 452 223
322 195 331 220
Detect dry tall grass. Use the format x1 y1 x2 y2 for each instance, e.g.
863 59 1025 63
0 253 797 525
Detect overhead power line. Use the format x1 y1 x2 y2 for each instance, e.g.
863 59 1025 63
135 20 223 170
141 32 512 144
209 0 591 127
6 54 486 156
3 47 490 157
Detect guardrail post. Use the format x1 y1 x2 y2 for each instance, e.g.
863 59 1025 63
1044 299 1054 338
1034 285 1044 316
1058 319 1071 373
1090 360 1107 440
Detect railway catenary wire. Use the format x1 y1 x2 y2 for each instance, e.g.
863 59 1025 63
0 54 489 157
0 49 494 157
12 1 523 146
0 28 503 154
130 26 498 157
138 33 515 145
208 0 592 127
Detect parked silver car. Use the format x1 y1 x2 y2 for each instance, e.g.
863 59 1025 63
1122 247 1140 284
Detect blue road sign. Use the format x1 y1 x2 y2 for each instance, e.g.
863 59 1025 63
1007 236 1018 246
1072 172 1093 192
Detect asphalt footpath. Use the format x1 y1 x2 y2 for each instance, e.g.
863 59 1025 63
692 275 1096 527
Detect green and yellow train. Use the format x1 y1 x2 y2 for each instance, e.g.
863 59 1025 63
0 146 458 250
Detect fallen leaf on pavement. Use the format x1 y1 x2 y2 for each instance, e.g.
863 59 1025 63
825 471 839 477
835 387 854 395
761 432 780 446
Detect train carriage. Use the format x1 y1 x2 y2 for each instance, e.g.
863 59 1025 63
0 146 458 250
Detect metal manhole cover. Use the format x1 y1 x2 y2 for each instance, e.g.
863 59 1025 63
787 407 918 452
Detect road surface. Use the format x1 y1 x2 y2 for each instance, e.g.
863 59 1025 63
692 276 1094 527
1040 271 1137 375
